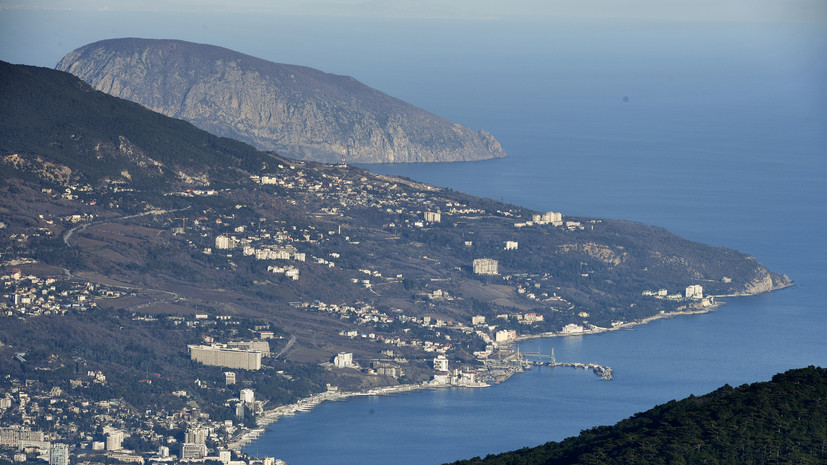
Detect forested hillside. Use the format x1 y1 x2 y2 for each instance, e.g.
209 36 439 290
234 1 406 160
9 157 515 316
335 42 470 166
447 366 827 465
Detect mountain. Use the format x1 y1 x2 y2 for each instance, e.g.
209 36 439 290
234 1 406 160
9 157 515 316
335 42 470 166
0 60 269 190
446 366 827 465
55 38 506 164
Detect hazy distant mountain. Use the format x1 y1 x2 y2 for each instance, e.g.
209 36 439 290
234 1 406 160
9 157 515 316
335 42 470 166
56 38 506 164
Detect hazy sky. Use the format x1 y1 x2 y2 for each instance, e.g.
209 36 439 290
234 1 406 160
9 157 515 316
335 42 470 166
2 0 826 22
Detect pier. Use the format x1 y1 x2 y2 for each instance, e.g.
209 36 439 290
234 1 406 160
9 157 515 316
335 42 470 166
518 349 614 381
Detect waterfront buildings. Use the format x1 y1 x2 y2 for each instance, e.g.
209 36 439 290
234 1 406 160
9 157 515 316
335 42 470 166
685 284 704 300
433 355 449 372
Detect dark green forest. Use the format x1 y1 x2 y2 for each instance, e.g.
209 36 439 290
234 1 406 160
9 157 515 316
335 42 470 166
447 366 827 465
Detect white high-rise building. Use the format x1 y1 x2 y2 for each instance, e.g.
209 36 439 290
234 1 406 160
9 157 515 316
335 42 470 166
433 355 449 372
49 443 69 465
186 427 207 445
106 429 123 451
334 352 353 368
215 235 236 250
685 284 704 300
240 388 255 405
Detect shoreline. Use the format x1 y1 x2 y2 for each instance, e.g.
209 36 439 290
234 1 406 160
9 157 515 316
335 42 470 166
512 303 721 343
233 282 793 451
513 281 793 343
229 383 434 450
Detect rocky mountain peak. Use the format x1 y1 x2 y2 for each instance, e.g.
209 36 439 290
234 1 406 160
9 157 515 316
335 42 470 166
56 38 506 164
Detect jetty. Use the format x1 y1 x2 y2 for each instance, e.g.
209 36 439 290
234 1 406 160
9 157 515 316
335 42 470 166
519 349 614 381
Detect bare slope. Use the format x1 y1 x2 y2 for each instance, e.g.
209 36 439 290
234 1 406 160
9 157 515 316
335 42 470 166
56 38 506 164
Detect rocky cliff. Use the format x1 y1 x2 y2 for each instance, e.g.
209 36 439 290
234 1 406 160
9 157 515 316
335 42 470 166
56 38 506 164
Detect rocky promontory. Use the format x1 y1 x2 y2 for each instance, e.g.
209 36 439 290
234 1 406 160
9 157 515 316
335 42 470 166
56 38 506 164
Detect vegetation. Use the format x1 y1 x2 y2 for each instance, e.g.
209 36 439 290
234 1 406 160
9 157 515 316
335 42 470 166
447 366 827 465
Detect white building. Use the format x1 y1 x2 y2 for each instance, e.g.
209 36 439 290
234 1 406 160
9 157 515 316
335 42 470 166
334 352 353 368
240 389 255 405
49 443 69 465
473 258 498 275
181 443 208 460
471 315 486 326
424 211 441 223
561 323 585 334
106 429 124 451
532 211 563 225
215 235 236 250
188 344 262 370
227 340 271 357
186 427 207 445
495 329 516 343
433 355 449 372
224 372 236 385
505 241 518 250
685 284 704 300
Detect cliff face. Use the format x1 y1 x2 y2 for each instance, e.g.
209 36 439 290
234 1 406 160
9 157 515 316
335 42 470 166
56 38 506 164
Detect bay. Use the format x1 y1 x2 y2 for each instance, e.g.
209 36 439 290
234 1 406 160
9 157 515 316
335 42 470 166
242 20 827 465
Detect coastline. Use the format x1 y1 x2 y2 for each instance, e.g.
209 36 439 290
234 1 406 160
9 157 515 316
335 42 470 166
512 303 721 343
234 282 793 451
513 280 793 343
230 383 434 450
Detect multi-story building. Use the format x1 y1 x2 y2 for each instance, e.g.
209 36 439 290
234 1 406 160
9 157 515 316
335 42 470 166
106 429 124 451
185 427 207 445
334 352 353 368
424 211 441 223
685 284 704 300
433 354 449 372
181 443 208 460
473 258 498 275
49 444 70 465
188 344 262 370
227 340 271 357
214 235 236 250
533 211 563 225
240 389 255 405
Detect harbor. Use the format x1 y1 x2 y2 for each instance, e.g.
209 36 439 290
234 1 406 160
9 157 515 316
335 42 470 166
481 347 614 383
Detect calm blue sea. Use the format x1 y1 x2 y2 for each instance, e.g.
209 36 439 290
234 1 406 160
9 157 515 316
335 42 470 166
244 21 827 465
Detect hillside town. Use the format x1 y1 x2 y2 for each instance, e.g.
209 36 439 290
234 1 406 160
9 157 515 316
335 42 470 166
0 116 750 465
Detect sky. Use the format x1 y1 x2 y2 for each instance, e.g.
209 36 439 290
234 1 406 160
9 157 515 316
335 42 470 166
2 0 827 22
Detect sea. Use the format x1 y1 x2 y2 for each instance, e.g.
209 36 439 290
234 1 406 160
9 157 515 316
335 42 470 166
241 19 827 465
1 10 824 465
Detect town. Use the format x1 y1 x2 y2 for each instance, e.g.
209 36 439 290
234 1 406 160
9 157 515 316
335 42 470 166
1 132 755 465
